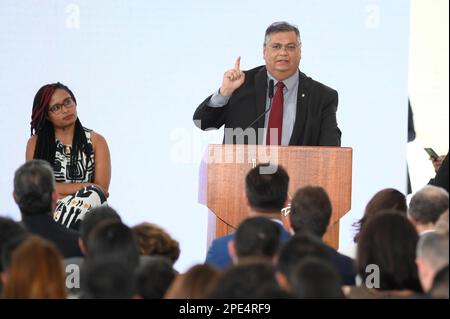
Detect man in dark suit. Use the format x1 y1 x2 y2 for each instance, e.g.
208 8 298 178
288 186 356 285
13 159 82 258
193 21 341 146
205 164 291 269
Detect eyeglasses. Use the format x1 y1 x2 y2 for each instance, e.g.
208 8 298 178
48 97 75 114
267 43 299 53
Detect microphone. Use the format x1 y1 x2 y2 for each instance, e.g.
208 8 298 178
244 79 275 130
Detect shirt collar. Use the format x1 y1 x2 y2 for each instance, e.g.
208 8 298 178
267 70 299 92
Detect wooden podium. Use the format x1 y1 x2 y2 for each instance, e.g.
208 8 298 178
199 145 352 249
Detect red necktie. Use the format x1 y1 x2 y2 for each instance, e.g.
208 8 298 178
266 81 285 145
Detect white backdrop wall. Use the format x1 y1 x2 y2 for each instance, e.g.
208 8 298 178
0 0 410 271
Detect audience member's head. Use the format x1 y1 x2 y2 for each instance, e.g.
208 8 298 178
289 186 332 238
1 232 30 278
357 211 422 293
245 164 289 214
435 209 449 235
132 222 180 265
276 232 330 290
13 160 57 216
165 264 221 299
79 205 121 255
134 256 177 299
2 236 66 299
209 262 281 299
229 217 281 264
416 232 449 292
0 217 28 272
354 188 407 242
290 256 345 299
81 257 135 299
429 265 449 299
408 185 449 233
86 220 139 270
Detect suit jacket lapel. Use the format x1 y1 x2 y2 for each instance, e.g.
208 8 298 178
254 68 268 144
289 71 309 145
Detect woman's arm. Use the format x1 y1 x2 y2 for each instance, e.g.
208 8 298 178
55 182 100 198
91 131 111 197
25 135 37 161
26 134 111 198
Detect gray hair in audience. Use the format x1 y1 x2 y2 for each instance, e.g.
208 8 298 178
408 186 449 224
13 159 55 215
416 232 449 272
435 210 449 235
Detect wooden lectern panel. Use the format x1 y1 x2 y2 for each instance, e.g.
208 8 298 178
200 145 352 249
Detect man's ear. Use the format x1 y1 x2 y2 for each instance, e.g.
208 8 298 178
78 238 87 256
52 190 59 202
48 190 59 212
244 192 250 207
12 191 18 204
282 213 293 234
0 271 8 285
276 271 290 291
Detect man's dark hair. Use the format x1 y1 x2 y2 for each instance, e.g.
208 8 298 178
276 232 330 280
86 220 139 270
245 164 289 212
209 262 280 299
290 186 332 237
0 217 28 272
1 232 30 272
79 206 122 245
408 185 449 224
13 159 55 215
134 256 177 299
264 21 301 46
81 258 135 299
290 256 345 299
234 217 281 259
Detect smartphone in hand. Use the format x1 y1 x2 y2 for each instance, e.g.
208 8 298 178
424 148 440 161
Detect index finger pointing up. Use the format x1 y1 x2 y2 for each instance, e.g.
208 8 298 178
235 56 241 71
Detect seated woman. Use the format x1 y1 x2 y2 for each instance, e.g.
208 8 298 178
26 82 111 230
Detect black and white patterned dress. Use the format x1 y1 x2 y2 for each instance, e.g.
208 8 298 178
53 128 107 230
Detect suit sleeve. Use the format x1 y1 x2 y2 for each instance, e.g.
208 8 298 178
319 89 342 146
193 95 228 130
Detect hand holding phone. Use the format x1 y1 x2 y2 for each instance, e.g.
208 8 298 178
424 148 440 161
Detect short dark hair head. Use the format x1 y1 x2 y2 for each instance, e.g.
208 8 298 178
276 232 330 279
0 217 29 272
357 210 422 292
13 159 55 215
134 256 176 299
86 220 139 270
290 186 332 237
81 258 135 299
1 232 30 272
408 185 449 224
209 262 280 299
79 206 122 245
234 217 281 259
290 256 345 299
264 21 301 46
354 188 407 242
245 164 289 212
